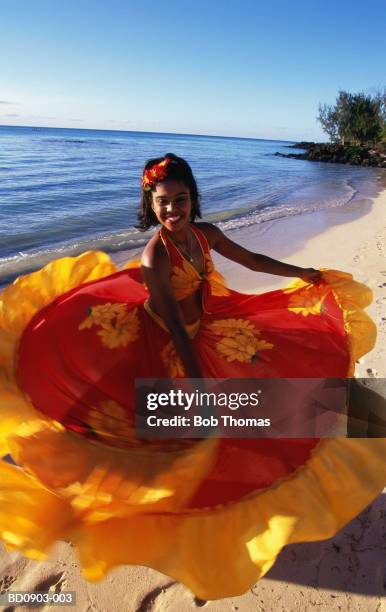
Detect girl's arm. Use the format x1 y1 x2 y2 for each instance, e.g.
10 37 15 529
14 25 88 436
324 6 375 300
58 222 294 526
141 237 203 378
199 223 322 283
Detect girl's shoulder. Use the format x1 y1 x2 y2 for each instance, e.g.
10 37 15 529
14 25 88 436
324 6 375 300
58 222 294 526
141 230 169 269
192 222 222 249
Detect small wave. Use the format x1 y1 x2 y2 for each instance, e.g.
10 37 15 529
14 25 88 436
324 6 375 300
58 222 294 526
0 228 150 283
0 188 357 285
41 138 121 145
42 138 90 144
218 190 355 232
0 206 246 281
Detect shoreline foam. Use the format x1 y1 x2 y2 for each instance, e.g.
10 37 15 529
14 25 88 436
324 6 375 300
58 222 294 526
1 168 383 286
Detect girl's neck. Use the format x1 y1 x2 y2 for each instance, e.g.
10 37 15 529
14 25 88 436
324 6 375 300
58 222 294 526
163 223 191 244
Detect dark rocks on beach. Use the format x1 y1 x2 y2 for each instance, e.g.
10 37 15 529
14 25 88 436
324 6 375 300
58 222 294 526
286 141 316 149
275 142 386 168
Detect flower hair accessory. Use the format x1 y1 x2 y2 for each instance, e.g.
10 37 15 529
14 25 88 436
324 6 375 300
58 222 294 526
142 157 172 191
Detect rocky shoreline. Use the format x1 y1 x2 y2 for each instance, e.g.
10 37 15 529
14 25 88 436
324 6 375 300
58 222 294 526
275 142 386 167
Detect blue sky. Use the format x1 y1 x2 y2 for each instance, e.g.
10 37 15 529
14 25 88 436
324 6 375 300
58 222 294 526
1 0 385 141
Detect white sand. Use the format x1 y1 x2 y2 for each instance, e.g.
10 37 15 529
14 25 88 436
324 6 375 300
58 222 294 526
1 185 385 610
215 187 386 380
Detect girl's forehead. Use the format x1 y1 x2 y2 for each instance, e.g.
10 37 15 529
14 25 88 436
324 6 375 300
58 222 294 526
153 180 189 198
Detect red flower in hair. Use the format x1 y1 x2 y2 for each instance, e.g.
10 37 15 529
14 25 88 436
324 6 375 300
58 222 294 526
142 158 171 191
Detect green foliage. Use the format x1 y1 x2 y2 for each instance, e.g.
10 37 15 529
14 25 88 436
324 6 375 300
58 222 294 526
317 89 385 145
317 103 339 142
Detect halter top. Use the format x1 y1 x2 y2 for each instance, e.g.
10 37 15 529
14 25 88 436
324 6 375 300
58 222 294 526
159 224 228 301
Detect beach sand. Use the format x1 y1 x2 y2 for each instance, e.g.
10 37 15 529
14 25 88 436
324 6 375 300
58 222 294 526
0 184 385 610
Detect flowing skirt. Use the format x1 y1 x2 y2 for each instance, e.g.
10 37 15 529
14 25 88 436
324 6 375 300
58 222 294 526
0 251 385 599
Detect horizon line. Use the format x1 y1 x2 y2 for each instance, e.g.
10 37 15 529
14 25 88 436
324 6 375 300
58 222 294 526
0 123 302 145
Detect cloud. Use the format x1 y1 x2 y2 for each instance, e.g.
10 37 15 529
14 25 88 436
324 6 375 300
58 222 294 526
28 115 57 119
3 113 19 117
0 100 16 105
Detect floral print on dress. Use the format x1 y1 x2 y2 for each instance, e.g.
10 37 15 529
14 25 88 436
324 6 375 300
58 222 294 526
87 400 133 437
170 260 201 300
170 253 230 299
83 400 195 452
285 286 329 317
161 340 185 377
208 318 273 363
78 302 139 348
205 255 230 296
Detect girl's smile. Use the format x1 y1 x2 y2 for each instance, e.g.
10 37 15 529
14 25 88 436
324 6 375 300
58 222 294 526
151 180 192 234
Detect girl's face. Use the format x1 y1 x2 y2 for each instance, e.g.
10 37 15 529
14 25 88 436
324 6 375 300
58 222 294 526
151 180 192 233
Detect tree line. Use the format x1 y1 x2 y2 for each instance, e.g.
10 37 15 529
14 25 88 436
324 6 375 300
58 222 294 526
318 90 386 146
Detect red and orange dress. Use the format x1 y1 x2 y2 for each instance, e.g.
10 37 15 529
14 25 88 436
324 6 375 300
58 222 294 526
0 224 385 599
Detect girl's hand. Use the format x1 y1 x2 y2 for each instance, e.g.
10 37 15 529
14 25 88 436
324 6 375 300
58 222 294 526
298 268 323 283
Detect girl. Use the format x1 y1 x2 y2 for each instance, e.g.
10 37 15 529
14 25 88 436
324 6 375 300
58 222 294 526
139 153 322 380
0 153 384 600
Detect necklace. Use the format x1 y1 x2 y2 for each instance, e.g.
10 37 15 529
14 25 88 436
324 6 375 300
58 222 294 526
169 230 194 263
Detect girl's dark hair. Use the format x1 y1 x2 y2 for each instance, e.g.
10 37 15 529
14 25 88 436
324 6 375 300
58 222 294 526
137 153 201 230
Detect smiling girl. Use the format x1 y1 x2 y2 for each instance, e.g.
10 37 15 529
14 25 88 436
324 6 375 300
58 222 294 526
0 152 384 600
138 153 322 379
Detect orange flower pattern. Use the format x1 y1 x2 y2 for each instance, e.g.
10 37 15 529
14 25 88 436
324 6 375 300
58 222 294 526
208 318 273 363
85 400 196 451
285 285 329 317
170 260 201 300
169 254 230 300
87 400 134 439
79 302 139 348
161 340 185 377
205 255 230 296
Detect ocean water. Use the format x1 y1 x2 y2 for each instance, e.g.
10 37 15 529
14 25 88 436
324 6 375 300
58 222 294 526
0 125 380 283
